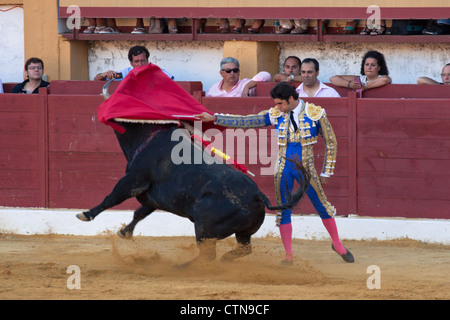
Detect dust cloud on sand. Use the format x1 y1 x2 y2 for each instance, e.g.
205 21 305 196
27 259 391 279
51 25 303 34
0 234 448 300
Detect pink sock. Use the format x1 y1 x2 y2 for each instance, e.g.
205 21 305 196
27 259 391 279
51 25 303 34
279 223 293 259
322 218 346 255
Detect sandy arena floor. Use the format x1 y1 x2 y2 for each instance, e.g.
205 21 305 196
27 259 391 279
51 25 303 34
0 233 448 300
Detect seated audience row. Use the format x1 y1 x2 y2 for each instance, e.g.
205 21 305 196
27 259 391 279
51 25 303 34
79 18 450 35
83 18 178 34
217 19 309 34
274 52 391 94
2 47 448 96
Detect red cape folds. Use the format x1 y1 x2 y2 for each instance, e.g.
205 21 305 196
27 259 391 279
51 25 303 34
97 64 217 133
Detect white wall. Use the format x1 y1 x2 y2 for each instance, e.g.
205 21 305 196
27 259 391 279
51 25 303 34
87 40 450 90
0 6 25 83
281 42 450 85
88 40 224 92
1 208 449 244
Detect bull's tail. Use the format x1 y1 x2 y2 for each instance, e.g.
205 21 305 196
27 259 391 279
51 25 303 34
261 159 310 211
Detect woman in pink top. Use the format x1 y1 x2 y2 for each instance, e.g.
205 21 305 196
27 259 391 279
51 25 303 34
206 57 271 97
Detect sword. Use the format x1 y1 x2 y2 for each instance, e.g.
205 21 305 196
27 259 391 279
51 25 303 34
191 135 255 177
172 115 200 119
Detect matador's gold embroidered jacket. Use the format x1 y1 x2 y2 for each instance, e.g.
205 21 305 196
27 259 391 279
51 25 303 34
214 100 337 178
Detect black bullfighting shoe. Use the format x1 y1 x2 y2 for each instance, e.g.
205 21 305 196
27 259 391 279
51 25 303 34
332 244 355 263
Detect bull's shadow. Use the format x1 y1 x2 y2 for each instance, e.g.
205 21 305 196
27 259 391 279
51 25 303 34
77 121 309 267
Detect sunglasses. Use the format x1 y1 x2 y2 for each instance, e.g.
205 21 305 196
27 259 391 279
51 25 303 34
222 68 240 73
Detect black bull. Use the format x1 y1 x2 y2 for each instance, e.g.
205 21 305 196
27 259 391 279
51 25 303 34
77 121 310 266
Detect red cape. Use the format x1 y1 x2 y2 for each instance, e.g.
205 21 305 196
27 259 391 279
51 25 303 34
97 64 216 133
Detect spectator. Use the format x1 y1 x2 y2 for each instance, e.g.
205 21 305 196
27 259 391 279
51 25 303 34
83 18 118 34
94 45 174 81
0 78 3 94
248 19 265 33
168 18 179 34
296 58 340 97
132 18 176 34
197 18 207 33
131 18 146 34
423 19 450 35
360 19 386 35
147 18 168 34
274 56 302 83
417 63 450 85
11 57 50 94
83 18 106 34
206 57 271 97
342 20 357 34
99 18 119 34
142 18 178 34
276 19 309 34
329 50 391 91
218 18 246 33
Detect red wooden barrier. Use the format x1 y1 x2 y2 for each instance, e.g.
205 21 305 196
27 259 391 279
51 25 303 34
0 82 449 219
2 83 19 94
48 80 203 95
48 80 121 95
2 81 203 95
0 93 47 207
356 98 450 219
361 84 450 99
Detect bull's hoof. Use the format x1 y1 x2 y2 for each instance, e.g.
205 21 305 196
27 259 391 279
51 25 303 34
174 261 191 270
174 257 201 269
220 254 234 263
117 229 133 240
220 246 252 262
76 213 92 222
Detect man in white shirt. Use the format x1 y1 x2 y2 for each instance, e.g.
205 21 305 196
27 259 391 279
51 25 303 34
296 58 340 98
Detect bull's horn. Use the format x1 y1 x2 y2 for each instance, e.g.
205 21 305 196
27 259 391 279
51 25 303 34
102 79 115 100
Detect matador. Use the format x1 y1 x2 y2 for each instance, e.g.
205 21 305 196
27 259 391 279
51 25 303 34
197 82 354 264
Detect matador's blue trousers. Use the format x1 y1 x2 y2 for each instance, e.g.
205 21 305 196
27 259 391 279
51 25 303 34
275 142 336 225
